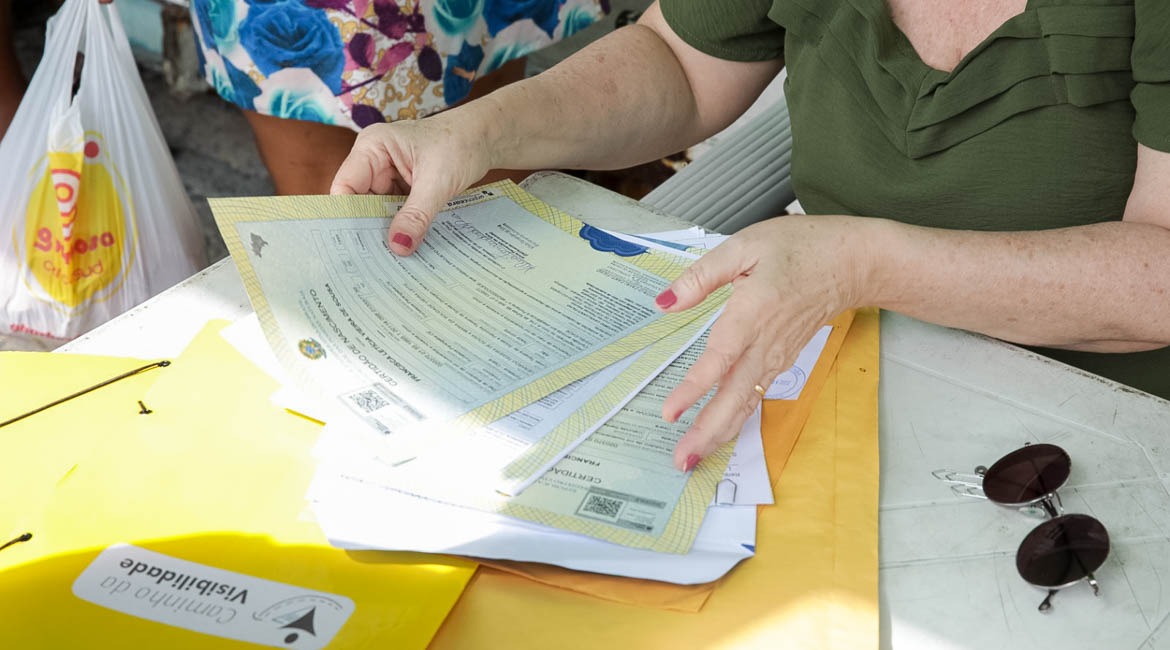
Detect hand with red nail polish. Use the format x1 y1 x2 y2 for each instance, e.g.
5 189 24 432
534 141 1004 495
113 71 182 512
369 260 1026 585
655 289 677 309
330 110 495 256
661 216 869 468
391 232 414 252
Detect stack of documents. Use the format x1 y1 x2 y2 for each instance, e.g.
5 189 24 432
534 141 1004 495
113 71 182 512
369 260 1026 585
210 182 833 585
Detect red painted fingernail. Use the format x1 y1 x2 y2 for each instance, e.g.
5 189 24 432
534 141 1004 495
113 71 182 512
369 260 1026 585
655 289 677 309
683 454 701 472
391 232 414 249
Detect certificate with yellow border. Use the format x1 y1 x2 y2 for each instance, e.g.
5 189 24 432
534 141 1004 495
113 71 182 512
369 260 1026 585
211 181 726 463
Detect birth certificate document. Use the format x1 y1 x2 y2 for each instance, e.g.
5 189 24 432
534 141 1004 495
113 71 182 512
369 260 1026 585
211 183 720 461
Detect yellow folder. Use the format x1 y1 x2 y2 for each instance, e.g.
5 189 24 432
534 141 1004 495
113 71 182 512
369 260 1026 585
0 324 475 649
0 351 167 543
429 308 881 650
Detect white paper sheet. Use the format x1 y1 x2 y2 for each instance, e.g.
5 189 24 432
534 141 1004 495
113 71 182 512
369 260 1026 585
308 472 756 584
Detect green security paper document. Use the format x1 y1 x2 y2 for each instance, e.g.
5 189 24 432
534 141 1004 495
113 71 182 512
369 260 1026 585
210 182 725 467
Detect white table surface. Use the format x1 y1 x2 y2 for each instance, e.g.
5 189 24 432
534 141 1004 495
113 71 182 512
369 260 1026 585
59 172 1170 649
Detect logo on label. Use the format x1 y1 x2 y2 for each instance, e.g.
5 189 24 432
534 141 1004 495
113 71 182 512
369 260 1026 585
299 339 326 360
255 596 353 645
280 607 318 644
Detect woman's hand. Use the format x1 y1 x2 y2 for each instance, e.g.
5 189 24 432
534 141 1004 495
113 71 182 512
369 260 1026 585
328 3 783 257
656 215 872 471
331 111 494 255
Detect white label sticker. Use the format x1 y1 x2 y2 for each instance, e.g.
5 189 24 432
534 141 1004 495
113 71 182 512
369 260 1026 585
73 544 354 649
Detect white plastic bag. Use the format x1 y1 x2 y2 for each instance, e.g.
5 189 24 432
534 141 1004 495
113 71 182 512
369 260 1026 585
0 0 206 345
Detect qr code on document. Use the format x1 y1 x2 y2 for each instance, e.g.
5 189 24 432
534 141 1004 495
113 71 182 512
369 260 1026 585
580 493 625 520
347 388 389 413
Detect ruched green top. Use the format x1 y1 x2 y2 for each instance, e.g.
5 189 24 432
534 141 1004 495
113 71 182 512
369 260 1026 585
660 0 1170 400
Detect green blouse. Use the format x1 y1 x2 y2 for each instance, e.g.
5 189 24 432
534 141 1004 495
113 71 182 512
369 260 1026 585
660 0 1170 400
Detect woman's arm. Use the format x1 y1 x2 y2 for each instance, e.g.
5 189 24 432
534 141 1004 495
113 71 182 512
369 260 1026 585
331 2 783 253
864 144 1170 353
657 143 1170 470
483 5 784 173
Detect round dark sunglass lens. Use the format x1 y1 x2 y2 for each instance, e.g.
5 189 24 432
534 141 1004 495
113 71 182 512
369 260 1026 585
1016 514 1109 588
982 443 1071 505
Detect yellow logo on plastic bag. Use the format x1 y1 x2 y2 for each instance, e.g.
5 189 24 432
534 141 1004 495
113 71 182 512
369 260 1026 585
23 134 133 308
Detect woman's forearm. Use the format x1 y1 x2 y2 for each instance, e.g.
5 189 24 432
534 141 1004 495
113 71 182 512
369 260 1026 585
859 218 1170 352
439 6 782 174
480 25 700 171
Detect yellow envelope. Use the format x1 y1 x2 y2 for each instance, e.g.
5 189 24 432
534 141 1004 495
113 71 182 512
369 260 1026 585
474 310 858 613
430 308 881 650
0 323 475 649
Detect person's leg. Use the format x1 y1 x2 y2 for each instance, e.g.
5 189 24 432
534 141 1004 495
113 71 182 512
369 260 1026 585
461 57 527 104
243 57 529 195
241 111 357 195
0 0 27 140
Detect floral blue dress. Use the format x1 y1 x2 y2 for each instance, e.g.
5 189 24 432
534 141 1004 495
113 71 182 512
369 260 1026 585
190 0 610 129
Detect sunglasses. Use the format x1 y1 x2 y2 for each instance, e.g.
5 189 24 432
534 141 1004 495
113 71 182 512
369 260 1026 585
933 443 1110 612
